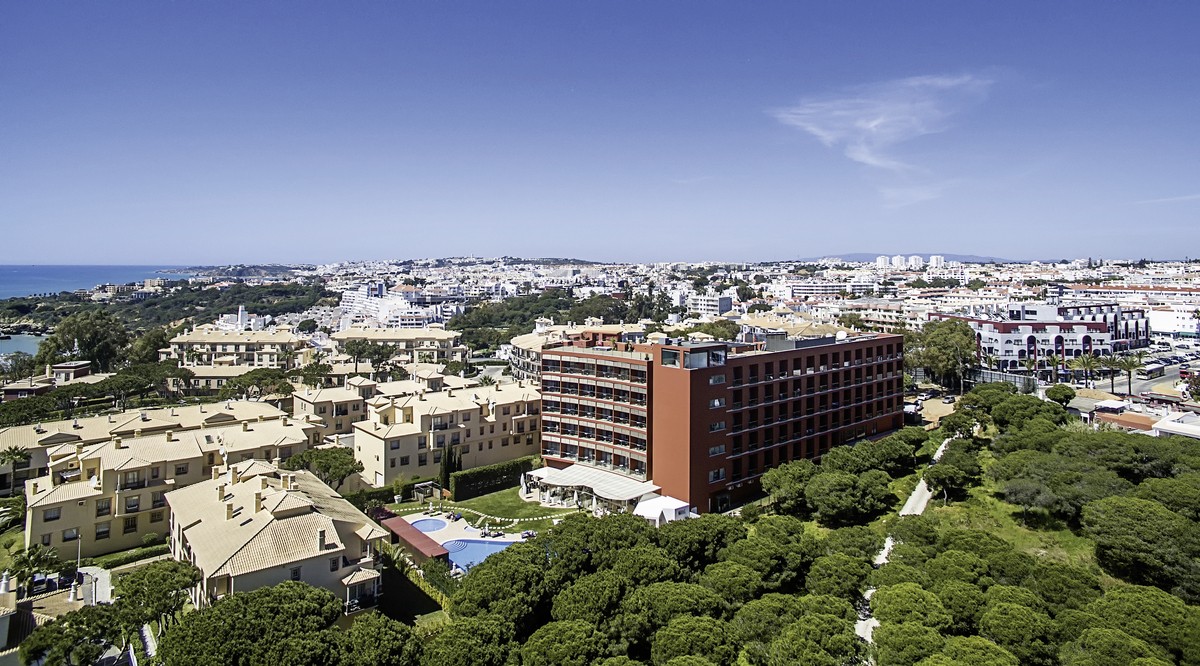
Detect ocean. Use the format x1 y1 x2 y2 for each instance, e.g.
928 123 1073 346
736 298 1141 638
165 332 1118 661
0 334 41 356
0 265 191 300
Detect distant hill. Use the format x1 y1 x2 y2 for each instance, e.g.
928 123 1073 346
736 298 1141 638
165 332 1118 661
797 253 1017 264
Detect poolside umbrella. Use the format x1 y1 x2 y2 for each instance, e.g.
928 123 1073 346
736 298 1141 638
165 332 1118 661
573 489 579 506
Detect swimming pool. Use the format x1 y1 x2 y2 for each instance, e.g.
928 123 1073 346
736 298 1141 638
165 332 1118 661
442 539 514 569
411 519 447 533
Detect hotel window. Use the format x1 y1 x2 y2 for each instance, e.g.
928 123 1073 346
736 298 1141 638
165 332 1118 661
709 374 726 385
96 522 110 540
150 511 164 523
400 456 410 466
389 440 400 450
123 516 138 534
290 567 302 581
709 397 726 409
175 463 189 476
708 444 726 456
43 508 61 522
389 458 395 468
330 557 340 572
708 468 726 483
418 454 427 467
710 421 726 432
151 466 160 479
62 527 79 542
126 496 140 513
40 534 51 546
417 437 427 449
96 499 111 517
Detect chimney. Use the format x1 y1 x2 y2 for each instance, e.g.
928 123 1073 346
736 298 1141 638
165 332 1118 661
261 476 270 490
217 483 226 501
318 529 326 550
170 407 176 417
447 388 453 397
281 416 290 426
107 414 113 423
225 502 235 521
254 491 263 513
134 429 142 438
258 414 264 422
242 422 249 432
212 467 220 480
165 430 174 442
75 443 84 457
31 482 38 495
113 437 124 449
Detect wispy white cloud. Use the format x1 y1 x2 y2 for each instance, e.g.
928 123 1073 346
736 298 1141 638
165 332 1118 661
1135 193 1200 204
772 74 992 173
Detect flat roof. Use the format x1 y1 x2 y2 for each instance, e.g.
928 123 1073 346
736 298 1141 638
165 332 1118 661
380 517 449 559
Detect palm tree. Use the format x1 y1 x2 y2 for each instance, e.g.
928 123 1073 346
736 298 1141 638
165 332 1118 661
983 354 999 373
1100 356 1120 394
1021 357 1039 379
1069 354 1101 388
0 445 31 497
11 545 61 596
1044 353 1064 384
1113 353 1147 396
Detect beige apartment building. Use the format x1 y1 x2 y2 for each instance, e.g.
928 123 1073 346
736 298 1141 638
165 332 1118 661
353 381 541 488
167 461 387 612
0 401 288 497
331 325 468 365
292 377 376 444
24 417 315 560
160 325 304 393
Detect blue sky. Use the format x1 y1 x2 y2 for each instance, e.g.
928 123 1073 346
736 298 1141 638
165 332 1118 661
2 2 1198 264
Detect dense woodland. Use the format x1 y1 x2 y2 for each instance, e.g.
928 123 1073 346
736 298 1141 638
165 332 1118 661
0 282 332 329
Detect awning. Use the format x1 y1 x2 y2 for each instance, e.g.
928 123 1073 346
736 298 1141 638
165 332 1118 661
535 464 659 502
380 517 449 560
341 568 381 586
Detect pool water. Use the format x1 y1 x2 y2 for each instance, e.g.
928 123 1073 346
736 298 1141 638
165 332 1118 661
411 519 447 533
443 539 514 569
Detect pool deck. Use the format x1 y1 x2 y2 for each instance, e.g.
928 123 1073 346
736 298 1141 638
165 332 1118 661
398 511 525 547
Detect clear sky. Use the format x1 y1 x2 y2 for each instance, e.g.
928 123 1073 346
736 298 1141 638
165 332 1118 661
2 2 1198 265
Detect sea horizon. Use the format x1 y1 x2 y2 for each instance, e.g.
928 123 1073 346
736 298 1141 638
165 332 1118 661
0 265 192 300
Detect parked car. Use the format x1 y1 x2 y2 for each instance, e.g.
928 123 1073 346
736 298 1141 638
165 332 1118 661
942 396 956 404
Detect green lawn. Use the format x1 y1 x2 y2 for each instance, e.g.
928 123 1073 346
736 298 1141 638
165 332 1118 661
924 483 1098 568
388 488 580 533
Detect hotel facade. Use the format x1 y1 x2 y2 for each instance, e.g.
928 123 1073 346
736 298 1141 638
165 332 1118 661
538 333 905 512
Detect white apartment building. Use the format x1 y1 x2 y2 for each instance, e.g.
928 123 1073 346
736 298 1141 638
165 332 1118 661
687 294 734 317
875 256 890 270
891 255 906 269
907 255 925 270
1147 305 1200 339
928 255 946 269
930 302 1151 372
